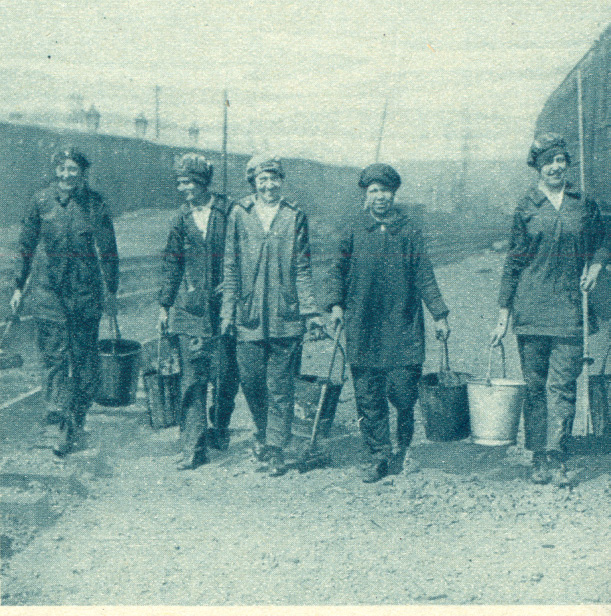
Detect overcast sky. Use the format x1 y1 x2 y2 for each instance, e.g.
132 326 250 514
0 0 609 165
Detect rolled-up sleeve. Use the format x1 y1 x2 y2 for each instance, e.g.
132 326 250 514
220 208 239 322
294 211 319 316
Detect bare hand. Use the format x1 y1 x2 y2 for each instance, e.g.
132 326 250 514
214 281 224 296
158 307 169 334
434 317 450 341
330 305 344 332
581 263 602 293
491 308 510 347
9 289 22 314
305 315 325 340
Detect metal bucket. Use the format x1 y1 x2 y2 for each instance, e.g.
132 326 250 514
142 334 182 429
418 340 471 441
467 343 526 446
96 338 141 407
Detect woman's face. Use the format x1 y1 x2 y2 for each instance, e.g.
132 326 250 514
56 158 85 193
176 176 207 204
364 182 395 217
254 171 283 204
539 154 568 190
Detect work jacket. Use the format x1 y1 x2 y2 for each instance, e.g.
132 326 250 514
15 183 119 322
159 194 232 337
221 195 319 342
498 186 610 337
325 209 449 368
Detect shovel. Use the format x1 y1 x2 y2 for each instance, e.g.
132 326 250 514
296 323 344 473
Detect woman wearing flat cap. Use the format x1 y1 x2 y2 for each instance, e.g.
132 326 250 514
159 152 239 470
10 147 119 457
325 163 450 483
491 133 610 486
221 154 323 476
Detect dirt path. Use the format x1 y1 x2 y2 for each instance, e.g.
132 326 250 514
1 251 610 606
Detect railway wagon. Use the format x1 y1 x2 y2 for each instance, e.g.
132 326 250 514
536 24 611 320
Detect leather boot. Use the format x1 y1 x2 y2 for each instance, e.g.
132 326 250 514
53 418 75 457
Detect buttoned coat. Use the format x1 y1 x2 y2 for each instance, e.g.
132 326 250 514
498 186 610 337
15 183 119 322
159 194 232 337
221 195 319 342
325 210 449 368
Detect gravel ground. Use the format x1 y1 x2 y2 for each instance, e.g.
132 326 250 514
1 251 610 606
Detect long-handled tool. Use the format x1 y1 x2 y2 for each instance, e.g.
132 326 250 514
0 277 31 371
582 285 595 435
296 323 344 473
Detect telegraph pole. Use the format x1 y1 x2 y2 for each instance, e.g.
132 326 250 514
155 85 161 140
222 89 228 196
374 97 388 163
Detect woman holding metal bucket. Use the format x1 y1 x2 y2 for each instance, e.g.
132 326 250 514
10 147 119 457
491 133 609 486
325 163 450 483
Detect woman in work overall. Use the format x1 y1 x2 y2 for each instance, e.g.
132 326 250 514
491 133 609 486
11 147 119 457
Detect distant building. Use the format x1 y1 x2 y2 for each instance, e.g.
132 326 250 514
188 123 200 144
68 94 86 126
85 105 100 132
134 113 148 138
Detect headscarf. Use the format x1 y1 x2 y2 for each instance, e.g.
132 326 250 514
246 154 284 184
527 133 571 170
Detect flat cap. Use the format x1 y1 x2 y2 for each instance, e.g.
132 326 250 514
358 163 401 191
527 133 571 169
246 154 284 183
174 152 214 185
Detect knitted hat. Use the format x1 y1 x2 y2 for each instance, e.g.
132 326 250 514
358 163 401 191
527 133 571 169
173 152 214 186
246 154 284 184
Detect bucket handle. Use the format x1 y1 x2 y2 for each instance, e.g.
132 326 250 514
486 342 506 384
438 338 451 373
107 314 121 353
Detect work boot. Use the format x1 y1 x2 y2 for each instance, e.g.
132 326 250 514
46 411 62 425
362 459 389 483
530 452 551 485
267 447 287 477
53 421 75 458
547 452 571 488
208 427 230 451
252 439 270 462
177 448 209 471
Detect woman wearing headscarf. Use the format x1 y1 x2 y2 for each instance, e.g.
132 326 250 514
158 153 239 470
10 147 119 457
325 163 450 483
221 154 323 476
491 133 610 486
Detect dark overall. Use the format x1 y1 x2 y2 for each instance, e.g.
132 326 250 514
15 184 119 445
325 210 449 463
159 195 239 461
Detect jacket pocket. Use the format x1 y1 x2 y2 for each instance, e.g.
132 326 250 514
182 287 210 317
236 292 259 328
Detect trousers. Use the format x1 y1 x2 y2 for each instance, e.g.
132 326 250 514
36 316 101 429
517 335 583 457
236 337 301 449
178 334 239 457
351 365 422 462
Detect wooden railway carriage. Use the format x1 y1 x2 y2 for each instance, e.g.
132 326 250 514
536 24 611 319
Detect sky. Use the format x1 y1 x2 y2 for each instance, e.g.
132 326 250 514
0 0 609 165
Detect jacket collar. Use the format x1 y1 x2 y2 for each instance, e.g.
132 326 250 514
180 192 228 217
526 182 580 207
52 182 89 206
238 194 296 212
361 208 408 235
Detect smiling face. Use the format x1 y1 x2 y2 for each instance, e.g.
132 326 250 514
539 154 568 190
364 182 395 217
254 170 283 204
56 158 85 193
176 176 207 204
